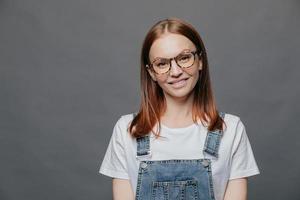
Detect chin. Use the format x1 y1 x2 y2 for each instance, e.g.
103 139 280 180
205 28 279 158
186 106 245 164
164 87 194 99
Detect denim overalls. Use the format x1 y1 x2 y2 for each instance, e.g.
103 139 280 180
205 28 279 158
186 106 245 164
134 112 225 200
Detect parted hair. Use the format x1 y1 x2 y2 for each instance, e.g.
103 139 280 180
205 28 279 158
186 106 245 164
128 17 226 138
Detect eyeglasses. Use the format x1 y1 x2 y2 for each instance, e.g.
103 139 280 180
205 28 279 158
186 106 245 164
146 49 202 75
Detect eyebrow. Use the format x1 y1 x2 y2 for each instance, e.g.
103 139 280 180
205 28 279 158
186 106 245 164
152 48 194 62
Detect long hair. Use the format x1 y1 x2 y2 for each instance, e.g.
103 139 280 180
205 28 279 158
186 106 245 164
128 17 226 138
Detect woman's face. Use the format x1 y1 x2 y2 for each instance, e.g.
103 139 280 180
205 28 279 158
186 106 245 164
148 33 202 100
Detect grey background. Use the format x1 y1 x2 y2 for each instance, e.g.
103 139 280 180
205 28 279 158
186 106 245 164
1 0 299 199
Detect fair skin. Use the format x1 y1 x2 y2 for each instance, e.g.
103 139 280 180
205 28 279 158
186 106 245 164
147 33 201 127
112 32 248 200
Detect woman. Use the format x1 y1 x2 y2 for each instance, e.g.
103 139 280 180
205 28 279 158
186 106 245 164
99 17 260 200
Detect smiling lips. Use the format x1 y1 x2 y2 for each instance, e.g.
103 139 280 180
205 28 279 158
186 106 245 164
168 77 189 88
168 77 189 84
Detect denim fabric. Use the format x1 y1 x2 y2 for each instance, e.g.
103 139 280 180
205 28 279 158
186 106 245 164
203 112 225 158
136 136 151 156
135 112 225 200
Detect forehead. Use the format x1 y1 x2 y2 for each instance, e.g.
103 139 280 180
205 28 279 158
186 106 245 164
149 33 196 61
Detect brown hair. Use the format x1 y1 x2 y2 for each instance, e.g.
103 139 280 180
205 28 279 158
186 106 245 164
128 17 226 138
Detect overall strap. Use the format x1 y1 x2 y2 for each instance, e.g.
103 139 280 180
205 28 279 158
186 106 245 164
203 111 225 158
133 112 152 160
136 135 152 160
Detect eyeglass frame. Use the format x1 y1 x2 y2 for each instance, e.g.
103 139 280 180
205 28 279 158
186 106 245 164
145 49 202 75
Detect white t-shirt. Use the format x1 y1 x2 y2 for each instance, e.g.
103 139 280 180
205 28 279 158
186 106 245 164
99 112 260 200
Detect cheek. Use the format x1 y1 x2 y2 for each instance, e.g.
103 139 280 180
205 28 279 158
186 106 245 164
156 77 172 91
155 75 169 84
184 67 200 78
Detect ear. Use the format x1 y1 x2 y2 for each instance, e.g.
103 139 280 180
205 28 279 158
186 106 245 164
146 65 157 81
198 59 203 71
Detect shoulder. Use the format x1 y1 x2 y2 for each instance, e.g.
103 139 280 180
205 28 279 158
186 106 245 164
116 112 135 128
223 112 243 128
222 112 246 140
112 112 136 139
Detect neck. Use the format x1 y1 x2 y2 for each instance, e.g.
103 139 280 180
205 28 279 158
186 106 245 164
162 91 194 121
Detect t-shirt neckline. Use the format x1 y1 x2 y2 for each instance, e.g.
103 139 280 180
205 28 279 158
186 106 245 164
161 122 199 132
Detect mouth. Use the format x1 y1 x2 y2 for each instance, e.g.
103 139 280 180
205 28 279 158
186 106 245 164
168 77 190 85
168 77 190 88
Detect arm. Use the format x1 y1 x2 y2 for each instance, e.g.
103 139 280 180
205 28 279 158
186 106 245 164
112 178 134 200
224 178 247 200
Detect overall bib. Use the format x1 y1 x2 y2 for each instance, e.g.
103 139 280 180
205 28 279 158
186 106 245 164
134 112 225 200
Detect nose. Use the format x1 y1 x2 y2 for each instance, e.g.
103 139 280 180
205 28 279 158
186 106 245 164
169 59 183 76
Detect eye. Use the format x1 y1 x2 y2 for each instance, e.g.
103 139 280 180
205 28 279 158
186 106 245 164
178 54 192 62
157 62 168 67
154 59 169 68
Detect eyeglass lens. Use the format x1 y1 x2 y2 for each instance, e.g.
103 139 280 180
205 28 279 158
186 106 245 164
152 51 196 74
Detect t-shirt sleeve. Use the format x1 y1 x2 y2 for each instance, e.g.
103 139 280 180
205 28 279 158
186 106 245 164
98 116 130 179
229 118 260 180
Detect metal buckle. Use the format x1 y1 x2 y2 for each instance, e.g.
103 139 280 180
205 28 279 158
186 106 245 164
135 150 152 160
